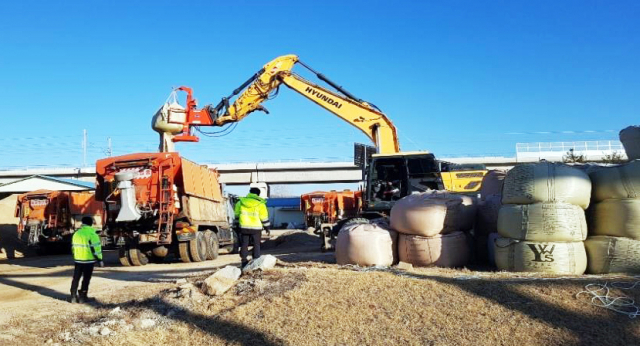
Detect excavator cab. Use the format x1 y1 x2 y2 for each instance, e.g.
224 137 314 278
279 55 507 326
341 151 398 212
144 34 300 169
364 152 442 214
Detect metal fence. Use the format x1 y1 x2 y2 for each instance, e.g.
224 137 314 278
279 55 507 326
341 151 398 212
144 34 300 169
516 141 624 153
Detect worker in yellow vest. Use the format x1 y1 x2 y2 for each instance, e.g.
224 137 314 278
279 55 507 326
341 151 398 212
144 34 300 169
70 217 104 303
234 187 270 268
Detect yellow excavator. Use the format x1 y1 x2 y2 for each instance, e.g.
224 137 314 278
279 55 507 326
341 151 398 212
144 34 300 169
152 54 487 218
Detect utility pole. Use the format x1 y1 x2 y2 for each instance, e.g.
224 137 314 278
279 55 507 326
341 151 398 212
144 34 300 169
107 137 112 157
82 129 87 167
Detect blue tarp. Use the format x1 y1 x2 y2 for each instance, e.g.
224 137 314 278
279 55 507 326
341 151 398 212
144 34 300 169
266 197 301 208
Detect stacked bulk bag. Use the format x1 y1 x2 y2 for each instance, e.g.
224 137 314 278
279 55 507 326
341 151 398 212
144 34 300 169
495 162 590 274
475 170 506 264
497 203 588 242
501 162 591 208
397 232 469 267
419 190 477 231
586 161 640 274
335 222 397 266
391 195 465 236
620 126 640 161
584 236 640 274
494 238 587 274
479 170 507 198
391 192 472 267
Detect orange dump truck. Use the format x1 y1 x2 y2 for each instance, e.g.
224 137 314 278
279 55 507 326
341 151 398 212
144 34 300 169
15 190 103 252
301 189 362 231
95 152 236 266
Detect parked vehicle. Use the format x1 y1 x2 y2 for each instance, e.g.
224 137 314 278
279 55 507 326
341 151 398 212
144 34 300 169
15 190 103 253
95 152 237 266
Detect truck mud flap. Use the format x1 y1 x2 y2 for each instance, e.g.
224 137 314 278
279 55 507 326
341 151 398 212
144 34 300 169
177 232 196 242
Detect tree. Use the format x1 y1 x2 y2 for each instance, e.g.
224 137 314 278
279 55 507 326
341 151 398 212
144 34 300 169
602 151 626 164
563 148 585 163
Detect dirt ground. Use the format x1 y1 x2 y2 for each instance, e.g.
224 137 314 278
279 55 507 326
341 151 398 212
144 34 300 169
1 230 639 346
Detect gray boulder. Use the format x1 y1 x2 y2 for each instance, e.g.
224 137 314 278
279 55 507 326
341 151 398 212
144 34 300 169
203 266 241 296
242 255 277 273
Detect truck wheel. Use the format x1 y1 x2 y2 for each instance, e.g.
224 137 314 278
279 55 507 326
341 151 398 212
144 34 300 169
189 232 207 262
178 242 192 263
204 230 219 260
128 247 149 266
119 248 132 266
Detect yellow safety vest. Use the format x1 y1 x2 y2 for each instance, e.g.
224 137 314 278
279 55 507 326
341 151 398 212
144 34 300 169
234 193 270 231
72 225 103 263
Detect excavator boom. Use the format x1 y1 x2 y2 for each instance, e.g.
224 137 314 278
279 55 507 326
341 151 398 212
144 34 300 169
151 55 486 195
156 55 400 154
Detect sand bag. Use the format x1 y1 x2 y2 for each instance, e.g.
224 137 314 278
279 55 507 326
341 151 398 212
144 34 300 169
335 223 397 266
390 194 465 236
590 199 640 239
398 232 469 268
480 170 507 199
620 126 640 161
585 236 640 274
475 194 502 236
494 237 587 274
589 160 640 202
502 162 591 209
498 203 587 242
421 190 477 231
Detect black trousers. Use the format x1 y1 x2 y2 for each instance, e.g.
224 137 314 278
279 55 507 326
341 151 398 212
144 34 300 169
240 232 261 264
70 262 95 293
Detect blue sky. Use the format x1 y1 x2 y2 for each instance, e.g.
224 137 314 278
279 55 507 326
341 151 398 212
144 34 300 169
0 0 638 171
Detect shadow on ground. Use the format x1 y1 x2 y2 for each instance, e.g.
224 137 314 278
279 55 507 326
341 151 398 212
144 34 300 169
0 224 24 259
376 269 640 345
91 295 285 346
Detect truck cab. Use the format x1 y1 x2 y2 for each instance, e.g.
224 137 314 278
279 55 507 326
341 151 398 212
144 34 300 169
364 152 442 214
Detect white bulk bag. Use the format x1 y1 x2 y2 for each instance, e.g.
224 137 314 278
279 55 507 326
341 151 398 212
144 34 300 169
498 203 587 242
494 237 587 274
589 160 640 202
502 162 591 209
585 236 640 274
590 199 640 239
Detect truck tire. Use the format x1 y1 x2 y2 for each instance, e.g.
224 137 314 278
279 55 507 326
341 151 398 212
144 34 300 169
178 242 191 263
119 248 132 266
129 247 149 266
189 232 207 262
204 230 219 260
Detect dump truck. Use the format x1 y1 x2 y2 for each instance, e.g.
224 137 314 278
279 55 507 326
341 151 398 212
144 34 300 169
301 190 362 232
95 152 237 266
15 190 104 253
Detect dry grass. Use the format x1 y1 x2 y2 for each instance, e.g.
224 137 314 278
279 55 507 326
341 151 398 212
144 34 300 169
3 264 639 346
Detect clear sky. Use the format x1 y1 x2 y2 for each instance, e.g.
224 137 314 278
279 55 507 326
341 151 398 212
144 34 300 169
0 0 638 172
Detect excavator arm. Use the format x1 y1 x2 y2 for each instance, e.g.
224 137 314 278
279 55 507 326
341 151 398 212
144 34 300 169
158 55 400 154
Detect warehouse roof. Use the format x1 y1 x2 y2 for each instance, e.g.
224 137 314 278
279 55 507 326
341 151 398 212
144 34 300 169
0 175 94 193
